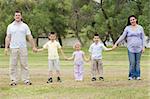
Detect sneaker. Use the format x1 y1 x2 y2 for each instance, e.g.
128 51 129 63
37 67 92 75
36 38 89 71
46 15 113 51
136 77 141 80
57 77 62 82
128 77 133 80
99 77 104 81
47 78 53 83
24 81 32 85
91 77 96 81
10 81 17 86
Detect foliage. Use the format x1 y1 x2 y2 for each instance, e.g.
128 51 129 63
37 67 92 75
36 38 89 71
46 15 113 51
0 0 149 47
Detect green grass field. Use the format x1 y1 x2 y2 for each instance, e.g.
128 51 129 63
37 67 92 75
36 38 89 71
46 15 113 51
0 47 149 99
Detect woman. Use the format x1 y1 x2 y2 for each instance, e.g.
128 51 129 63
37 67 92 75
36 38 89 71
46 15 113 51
113 15 145 80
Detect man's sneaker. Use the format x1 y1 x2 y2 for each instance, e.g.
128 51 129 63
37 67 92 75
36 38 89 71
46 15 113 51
57 77 62 82
47 78 53 83
91 77 96 81
128 77 133 80
10 81 17 86
136 77 141 80
99 77 104 81
24 81 32 85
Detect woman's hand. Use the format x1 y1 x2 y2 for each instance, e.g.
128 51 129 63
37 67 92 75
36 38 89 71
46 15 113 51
142 47 145 53
112 44 117 50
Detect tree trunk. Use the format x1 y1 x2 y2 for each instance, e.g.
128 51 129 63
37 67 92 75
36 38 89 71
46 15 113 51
100 5 115 43
57 33 63 46
75 10 84 46
36 37 38 47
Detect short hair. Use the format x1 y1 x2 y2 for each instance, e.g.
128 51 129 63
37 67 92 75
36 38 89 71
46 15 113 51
48 32 56 36
15 10 22 14
94 33 99 37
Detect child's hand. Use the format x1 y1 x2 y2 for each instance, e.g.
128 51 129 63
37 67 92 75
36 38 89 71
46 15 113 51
37 48 44 52
112 44 117 50
63 56 68 60
109 48 113 51
85 60 89 62
32 47 38 52
65 58 68 61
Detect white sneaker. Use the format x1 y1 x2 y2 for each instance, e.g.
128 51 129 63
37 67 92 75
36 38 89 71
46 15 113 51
136 77 141 80
24 80 32 85
128 77 133 80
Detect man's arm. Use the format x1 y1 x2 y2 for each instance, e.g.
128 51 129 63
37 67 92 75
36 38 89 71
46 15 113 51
4 34 11 55
27 35 37 52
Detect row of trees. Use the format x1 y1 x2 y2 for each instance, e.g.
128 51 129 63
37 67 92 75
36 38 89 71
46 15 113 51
0 0 149 47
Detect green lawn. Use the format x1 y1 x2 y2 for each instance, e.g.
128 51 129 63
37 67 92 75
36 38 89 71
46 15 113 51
0 47 149 99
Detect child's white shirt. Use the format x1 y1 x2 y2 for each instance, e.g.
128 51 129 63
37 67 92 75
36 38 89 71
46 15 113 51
89 42 109 59
43 40 61 59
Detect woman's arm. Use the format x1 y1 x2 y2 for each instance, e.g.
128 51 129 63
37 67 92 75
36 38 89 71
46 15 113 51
141 26 145 53
113 27 128 49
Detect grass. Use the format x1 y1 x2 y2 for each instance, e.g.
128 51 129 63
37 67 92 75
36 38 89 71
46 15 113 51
0 47 150 99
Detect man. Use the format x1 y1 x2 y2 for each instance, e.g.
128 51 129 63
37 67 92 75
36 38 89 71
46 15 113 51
4 10 37 86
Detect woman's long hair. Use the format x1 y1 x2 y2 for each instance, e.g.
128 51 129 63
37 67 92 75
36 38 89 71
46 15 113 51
127 15 138 26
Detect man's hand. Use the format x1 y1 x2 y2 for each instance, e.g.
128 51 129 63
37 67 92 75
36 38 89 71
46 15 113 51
32 47 37 52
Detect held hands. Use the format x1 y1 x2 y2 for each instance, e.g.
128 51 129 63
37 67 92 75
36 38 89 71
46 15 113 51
64 57 70 61
64 58 69 61
37 48 44 52
32 47 44 52
112 44 117 50
32 47 38 52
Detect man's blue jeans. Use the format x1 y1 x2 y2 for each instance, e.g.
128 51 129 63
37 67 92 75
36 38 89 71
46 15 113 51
128 50 142 78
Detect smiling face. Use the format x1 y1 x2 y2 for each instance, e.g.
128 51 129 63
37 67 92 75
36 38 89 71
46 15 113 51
93 36 100 43
14 12 22 22
75 44 81 51
73 42 81 51
48 34 56 41
129 17 137 26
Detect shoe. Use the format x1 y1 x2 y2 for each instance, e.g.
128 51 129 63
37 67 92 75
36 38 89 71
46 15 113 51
99 77 104 81
128 77 133 80
91 77 96 81
57 77 62 82
24 81 32 85
47 78 53 83
10 80 17 86
136 77 141 80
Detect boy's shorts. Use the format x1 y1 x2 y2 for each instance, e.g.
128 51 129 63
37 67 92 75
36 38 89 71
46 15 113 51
48 59 60 71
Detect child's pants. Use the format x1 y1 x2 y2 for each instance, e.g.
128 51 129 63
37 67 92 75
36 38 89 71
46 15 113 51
74 64 84 80
91 59 103 77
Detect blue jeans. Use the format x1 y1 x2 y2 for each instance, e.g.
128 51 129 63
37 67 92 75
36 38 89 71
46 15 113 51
128 50 142 78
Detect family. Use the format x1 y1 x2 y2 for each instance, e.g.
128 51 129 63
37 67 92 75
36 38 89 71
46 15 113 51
4 10 145 86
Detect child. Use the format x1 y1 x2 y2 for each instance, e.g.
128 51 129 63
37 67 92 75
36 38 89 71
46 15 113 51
89 33 112 81
37 32 65 83
65 42 88 81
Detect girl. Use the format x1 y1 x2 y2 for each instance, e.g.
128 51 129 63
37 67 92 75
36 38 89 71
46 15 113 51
66 42 88 81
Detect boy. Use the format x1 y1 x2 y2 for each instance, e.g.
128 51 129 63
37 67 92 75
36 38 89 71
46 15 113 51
38 32 65 83
89 33 112 81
